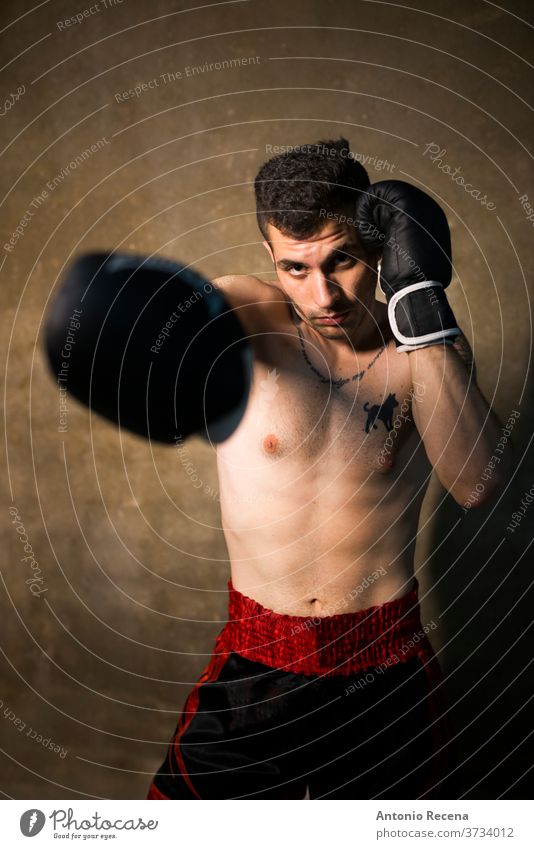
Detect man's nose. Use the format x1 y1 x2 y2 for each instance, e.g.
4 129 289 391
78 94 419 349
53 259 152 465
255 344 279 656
311 272 338 308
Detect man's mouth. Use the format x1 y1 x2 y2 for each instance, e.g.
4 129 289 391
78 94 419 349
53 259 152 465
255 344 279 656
314 311 350 325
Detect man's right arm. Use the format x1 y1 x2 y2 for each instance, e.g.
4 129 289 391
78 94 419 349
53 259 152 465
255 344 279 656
211 273 282 339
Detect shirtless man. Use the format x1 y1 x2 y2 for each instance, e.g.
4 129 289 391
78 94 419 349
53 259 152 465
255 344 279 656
45 138 508 800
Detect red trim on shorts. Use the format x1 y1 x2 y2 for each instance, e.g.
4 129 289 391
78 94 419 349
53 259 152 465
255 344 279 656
221 578 425 677
169 631 230 799
146 782 168 800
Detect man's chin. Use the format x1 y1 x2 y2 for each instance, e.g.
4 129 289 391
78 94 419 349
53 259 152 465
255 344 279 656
312 323 349 340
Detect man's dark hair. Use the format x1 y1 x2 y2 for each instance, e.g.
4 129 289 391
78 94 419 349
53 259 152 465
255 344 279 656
254 138 370 240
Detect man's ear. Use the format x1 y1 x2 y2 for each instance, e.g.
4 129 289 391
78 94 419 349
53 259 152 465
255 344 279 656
262 240 274 262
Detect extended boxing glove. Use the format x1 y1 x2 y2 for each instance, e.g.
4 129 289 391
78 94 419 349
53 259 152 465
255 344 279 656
355 180 460 352
44 252 251 443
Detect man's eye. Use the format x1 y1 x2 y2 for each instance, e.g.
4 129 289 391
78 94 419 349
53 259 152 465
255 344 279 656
334 255 357 267
288 264 307 276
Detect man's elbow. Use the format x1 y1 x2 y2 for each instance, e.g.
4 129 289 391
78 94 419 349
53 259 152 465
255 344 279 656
450 470 509 510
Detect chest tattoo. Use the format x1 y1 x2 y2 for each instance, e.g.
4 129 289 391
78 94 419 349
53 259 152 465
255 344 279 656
363 393 399 433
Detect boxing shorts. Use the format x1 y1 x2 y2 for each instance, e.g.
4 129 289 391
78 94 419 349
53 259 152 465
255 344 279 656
147 577 454 799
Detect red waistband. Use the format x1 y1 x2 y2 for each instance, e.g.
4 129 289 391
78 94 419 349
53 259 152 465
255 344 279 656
217 578 432 677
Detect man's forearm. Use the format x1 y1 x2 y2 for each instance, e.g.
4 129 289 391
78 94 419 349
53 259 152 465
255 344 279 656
408 343 507 505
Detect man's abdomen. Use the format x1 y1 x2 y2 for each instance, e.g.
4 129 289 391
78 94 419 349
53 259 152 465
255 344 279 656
221 476 427 615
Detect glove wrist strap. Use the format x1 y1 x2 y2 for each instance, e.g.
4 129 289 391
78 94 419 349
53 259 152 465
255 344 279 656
387 280 460 353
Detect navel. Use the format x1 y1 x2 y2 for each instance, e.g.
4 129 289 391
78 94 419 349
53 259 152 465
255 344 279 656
263 433 280 454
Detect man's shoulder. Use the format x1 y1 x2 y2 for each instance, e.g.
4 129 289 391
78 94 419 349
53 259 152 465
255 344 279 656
212 274 283 301
212 274 289 329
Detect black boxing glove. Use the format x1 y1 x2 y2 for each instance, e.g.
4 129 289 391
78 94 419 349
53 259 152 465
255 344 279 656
44 252 252 443
355 180 460 352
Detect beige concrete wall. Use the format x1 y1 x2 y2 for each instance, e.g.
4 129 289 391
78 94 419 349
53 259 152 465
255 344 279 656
1 0 532 798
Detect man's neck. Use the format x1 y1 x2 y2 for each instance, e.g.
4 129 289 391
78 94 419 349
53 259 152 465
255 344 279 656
288 298 389 354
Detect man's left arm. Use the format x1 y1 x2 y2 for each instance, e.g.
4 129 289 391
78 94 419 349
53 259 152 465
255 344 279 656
408 334 509 506
355 179 511 506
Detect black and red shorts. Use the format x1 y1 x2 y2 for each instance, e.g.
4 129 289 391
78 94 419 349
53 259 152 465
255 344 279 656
147 578 454 799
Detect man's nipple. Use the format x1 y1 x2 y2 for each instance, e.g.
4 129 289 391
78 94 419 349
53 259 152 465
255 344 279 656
374 453 395 473
263 433 280 454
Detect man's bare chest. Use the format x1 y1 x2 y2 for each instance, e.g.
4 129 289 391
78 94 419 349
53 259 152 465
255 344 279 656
222 329 418 474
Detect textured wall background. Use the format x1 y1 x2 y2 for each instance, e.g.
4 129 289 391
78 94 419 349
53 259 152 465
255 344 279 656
1 0 532 799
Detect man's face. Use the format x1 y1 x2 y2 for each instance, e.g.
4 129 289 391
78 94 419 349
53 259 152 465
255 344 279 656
263 215 378 341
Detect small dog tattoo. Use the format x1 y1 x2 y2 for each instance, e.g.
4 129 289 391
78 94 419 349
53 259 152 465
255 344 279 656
363 393 398 433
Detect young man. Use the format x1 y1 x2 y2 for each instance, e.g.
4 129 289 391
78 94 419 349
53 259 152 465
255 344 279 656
144 139 508 799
